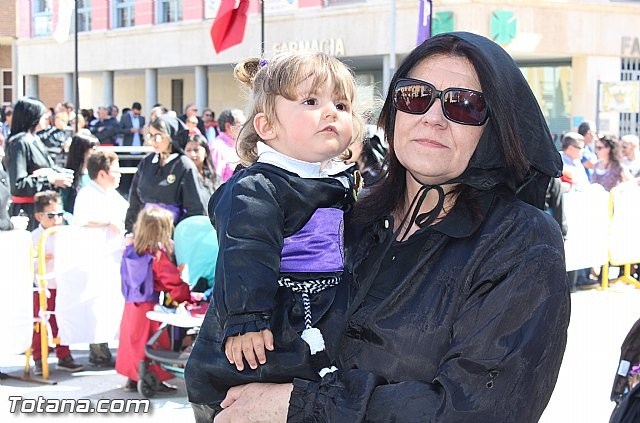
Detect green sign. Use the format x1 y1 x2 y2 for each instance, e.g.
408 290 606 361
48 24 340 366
490 11 517 44
432 12 454 35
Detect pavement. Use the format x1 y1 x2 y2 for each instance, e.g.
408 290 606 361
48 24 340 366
2 282 640 422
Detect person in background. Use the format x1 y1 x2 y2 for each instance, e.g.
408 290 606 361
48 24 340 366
184 134 218 199
3 97 73 230
202 108 219 142
180 103 206 136
210 108 246 183
205 32 569 423
31 191 84 375
560 132 590 192
186 115 202 136
578 121 597 176
117 206 190 392
90 106 119 146
346 126 387 187
119 102 145 148
60 132 99 214
621 134 640 177
119 102 146 197
125 114 206 233
592 134 633 192
73 149 129 368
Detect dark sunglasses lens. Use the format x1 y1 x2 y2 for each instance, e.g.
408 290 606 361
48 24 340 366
394 81 433 114
443 90 488 125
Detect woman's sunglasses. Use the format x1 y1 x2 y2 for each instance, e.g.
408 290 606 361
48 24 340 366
393 78 489 126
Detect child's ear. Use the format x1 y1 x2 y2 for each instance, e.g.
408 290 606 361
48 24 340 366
254 113 276 141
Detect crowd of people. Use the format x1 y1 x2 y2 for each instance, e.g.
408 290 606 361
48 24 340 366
0 31 638 421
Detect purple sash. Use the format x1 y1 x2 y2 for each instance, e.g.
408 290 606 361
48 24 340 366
280 208 344 274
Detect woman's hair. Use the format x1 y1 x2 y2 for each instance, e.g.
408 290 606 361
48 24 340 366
132 206 175 256
356 34 530 223
233 51 364 165
598 134 624 167
66 132 99 188
10 97 47 135
187 133 217 188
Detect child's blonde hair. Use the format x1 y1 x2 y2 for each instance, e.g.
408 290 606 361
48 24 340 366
234 51 364 165
132 206 175 256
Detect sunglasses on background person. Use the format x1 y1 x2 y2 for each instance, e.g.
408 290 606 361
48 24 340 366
40 212 64 219
393 77 489 126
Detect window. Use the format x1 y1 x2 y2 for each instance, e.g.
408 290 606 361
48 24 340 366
156 0 183 24
77 0 92 32
32 0 53 37
112 0 135 28
1 70 12 106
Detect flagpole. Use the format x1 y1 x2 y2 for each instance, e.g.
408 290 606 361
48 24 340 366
74 0 79 134
261 0 265 57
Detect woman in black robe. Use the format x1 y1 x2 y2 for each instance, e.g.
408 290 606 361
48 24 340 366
3 98 73 230
125 114 206 233
191 32 570 423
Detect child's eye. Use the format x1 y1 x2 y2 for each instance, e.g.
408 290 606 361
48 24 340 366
302 98 317 106
336 102 350 112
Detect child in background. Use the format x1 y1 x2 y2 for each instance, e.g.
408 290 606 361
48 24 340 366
31 191 83 375
185 51 362 417
73 149 128 367
116 206 191 392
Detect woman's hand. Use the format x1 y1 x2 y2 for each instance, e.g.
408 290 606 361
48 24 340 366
47 172 74 188
214 383 293 423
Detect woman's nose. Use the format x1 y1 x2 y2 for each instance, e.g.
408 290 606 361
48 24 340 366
421 98 446 126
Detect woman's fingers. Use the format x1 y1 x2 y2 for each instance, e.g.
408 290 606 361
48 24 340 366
262 329 274 351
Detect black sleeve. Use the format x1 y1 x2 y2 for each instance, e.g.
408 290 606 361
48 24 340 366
213 172 285 341
6 138 48 196
288 223 569 423
125 159 144 232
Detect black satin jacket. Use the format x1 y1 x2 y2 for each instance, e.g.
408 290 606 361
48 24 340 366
287 188 570 423
185 162 356 407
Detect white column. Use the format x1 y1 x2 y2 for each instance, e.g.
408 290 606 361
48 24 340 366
195 65 208 113
11 39 22 101
102 70 114 106
145 68 158 118
25 75 39 98
383 55 392 95
63 73 74 102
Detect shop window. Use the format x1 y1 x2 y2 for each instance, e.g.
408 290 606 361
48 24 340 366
112 0 135 28
157 0 183 24
520 64 572 148
33 0 53 37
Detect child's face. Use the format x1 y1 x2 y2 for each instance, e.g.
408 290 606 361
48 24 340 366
35 202 64 229
106 160 122 189
269 76 354 166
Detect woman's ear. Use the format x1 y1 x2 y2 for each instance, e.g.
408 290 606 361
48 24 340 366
254 113 276 141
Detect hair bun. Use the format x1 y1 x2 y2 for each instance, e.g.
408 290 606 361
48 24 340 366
234 58 261 87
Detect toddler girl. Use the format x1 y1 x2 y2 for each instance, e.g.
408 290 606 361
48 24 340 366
185 51 363 417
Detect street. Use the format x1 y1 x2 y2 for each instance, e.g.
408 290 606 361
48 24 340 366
2 283 639 422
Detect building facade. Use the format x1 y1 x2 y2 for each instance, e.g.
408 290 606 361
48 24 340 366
7 0 640 137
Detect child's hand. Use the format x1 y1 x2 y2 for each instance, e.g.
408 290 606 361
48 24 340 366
190 291 204 302
224 329 274 371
